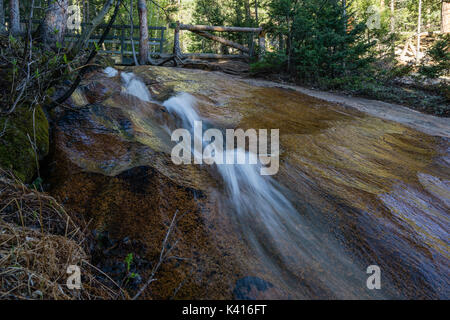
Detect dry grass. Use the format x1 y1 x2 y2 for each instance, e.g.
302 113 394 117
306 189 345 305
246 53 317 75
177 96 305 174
0 171 126 300
0 176 83 242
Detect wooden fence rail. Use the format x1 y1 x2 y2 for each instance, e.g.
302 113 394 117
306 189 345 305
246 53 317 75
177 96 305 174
171 22 266 61
20 19 166 64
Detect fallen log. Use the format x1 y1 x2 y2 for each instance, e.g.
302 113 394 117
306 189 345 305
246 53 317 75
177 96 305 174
192 30 249 54
182 53 249 60
178 24 261 33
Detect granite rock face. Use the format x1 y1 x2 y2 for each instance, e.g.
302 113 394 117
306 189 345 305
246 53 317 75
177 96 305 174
45 66 449 299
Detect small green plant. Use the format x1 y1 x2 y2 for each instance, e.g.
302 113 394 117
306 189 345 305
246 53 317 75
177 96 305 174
123 253 140 285
124 253 133 272
8 35 16 45
30 177 43 191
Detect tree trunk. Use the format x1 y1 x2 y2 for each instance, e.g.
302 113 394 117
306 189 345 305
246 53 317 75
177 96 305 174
278 34 284 51
443 0 450 33
258 30 266 60
173 21 182 56
42 0 69 46
390 0 395 58
9 0 20 36
255 0 259 26
287 15 292 74
138 0 149 64
0 0 5 32
416 0 422 61
86 0 89 22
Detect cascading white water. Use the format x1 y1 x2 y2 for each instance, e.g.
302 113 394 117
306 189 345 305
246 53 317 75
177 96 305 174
163 93 201 130
120 72 152 102
111 70 388 298
162 92 386 299
104 66 118 77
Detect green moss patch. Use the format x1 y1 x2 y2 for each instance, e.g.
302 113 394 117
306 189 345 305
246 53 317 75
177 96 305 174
0 105 49 182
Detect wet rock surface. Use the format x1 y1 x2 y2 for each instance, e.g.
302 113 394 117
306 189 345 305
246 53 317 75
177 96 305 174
44 66 449 299
233 277 287 300
44 71 243 298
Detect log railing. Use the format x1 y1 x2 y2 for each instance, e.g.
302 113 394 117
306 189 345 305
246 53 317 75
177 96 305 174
65 23 166 64
19 19 166 64
171 22 266 61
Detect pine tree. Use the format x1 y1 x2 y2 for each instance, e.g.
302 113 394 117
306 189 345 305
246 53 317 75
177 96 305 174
265 0 373 82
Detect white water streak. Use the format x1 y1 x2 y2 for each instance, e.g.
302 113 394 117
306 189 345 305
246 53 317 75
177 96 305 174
120 72 152 102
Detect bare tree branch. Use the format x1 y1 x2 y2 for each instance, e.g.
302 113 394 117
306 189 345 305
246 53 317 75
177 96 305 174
132 211 182 300
52 0 122 106
71 0 115 54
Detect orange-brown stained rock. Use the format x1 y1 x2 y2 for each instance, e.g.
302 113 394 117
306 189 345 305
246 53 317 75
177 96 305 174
47 143 238 299
45 66 449 299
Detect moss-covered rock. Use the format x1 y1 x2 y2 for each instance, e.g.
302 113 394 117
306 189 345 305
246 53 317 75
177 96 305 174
0 105 49 182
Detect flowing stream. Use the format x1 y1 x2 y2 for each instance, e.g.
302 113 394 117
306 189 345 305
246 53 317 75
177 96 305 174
51 66 449 299
123 72 389 299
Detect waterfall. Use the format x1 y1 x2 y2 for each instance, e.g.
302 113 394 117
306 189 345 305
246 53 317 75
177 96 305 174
162 92 384 299
163 93 201 130
104 66 118 77
120 71 152 102
111 70 389 299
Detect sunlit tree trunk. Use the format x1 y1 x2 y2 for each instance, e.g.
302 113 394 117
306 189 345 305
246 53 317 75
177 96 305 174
278 34 284 51
86 0 89 22
173 21 181 57
442 0 450 33
286 10 292 74
42 0 69 46
390 0 395 58
9 0 21 35
138 0 149 64
416 0 422 61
